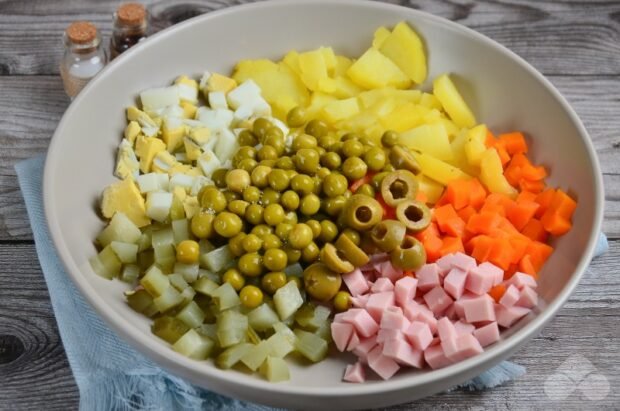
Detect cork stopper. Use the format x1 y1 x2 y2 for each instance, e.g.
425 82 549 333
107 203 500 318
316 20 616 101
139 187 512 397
66 21 97 44
117 3 146 26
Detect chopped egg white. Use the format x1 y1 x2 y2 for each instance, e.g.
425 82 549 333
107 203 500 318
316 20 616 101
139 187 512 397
197 149 221 176
140 86 180 112
115 139 139 180
145 191 173 222
208 91 228 110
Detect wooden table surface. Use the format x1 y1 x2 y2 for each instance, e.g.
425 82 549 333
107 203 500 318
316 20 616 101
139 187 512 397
1 0 619 409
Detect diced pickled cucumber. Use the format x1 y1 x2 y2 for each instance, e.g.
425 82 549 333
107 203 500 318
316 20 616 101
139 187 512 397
273 281 303 320
198 269 221 284
120 264 140 283
193 276 219 296
173 329 214 360
153 286 184 312
96 212 142 247
211 282 241 311
89 245 122 279
216 343 253 369
295 304 331 331
110 241 139 263
283 263 303 277
259 356 290 382
152 316 190 344
202 245 233 273
241 340 270 371
137 250 154 271
169 273 189 291
267 332 294 358
176 301 205 328
152 227 174 248
248 303 280 332
137 230 152 252
294 329 328 363
273 323 296 346
140 265 169 297
154 244 175 271
314 321 332 343
126 288 154 313
171 219 190 245
175 262 199 283
216 310 248 347
246 327 261 345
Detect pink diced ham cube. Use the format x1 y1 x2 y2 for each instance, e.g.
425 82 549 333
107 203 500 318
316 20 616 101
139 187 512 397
352 335 378 363
506 272 538 290
443 333 483 361
424 344 453 369
451 252 477 271
444 267 468 300
350 294 370 308
366 292 395 322
473 321 500 347
376 328 405 344
367 345 400 380
347 331 361 351
516 286 538 309
437 317 458 342
403 300 422 322
343 362 366 383
416 263 441 292
375 261 403 283
394 276 418 308
495 304 530 328
331 322 354 352
342 309 379 337
416 305 438 335
454 293 478 319
371 277 395 293
444 304 458 320
380 306 406 330
466 264 497 295
383 338 424 368
462 295 496 323
404 321 433 351
423 286 454 315
481 262 504 286
333 308 363 323
342 268 370 296
453 320 475 336
435 254 456 275
499 284 520 307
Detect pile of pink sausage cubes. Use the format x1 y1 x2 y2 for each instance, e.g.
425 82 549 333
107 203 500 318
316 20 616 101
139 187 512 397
331 252 539 383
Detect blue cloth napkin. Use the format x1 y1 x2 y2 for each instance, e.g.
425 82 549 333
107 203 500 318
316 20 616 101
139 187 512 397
16 154 609 410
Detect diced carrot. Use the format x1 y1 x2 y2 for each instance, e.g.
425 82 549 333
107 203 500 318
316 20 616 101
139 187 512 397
403 271 415 278
509 235 531 264
541 212 572 236
518 254 538 277
497 217 520 234
488 284 507 303
504 264 519 280
416 191 428 203
486 193 516 210
520 179 545 194
468 179 487 210
489 238 513 270
422 235 443 262
507 200 539 231
504 163 522 187
433 204 466 237
546 189 577 220
440 236 464 256
437 179 470 210
510 153 530 168
517 191 538 203
470 235 495 263
457 205 477 224
535 188 556 218
497 132 528 156
497 145 511 167
375 193 396 220
466 212 502 235
521 218 548 242
526 241 554 272
479 203 506 217
485 130 496 147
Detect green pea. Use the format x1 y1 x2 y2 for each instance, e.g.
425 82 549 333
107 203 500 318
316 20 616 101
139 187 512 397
287 106 306 128
263 248 288 271
251 224 272 237
242 233 263 253
341 139 364 158
226 169 251 193
318 134 338 150
371 171 388 191
262 233 282 250
284 247 301 263
261 188 281 206
305 119 328 138
238 252 264 277
323 173 348 198
305 219 322 239
213 211 243 238
250 165 271 188
228 232 247 257
253 118 272 140
259 159 277 168
319 220 339 243
245 204 264 225
381 130 399 148
363 147 387 171
233 146 257 165
322 195 346 217
282 211 298 225
211 168 228 188
199 186 227 212
275 223 293 240
267 169 290 192
356 183 375 198
321 151 342 170
294 148 320 174
228 199 249 216
263 129 285 155
341 132 361 141
291 174 315 195
275 156 294 170
258 145 278 161
261 272 288 294
264 203 285 226
222 268 245 291
223 191 241 203
292 133 318 152
301 241 320 263
317 167 331 179
288 223 313 249
281 190 300 211
342 156 368 181
300 193 321 216
238 129 258 147
243 186 261 203
237 158 258 173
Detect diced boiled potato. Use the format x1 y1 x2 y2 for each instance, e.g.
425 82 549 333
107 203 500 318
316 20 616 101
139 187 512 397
449 130 478 176
96 212 142 247
183 196 200 219
320 47 337 75
282 50 301 76
379 102 421 132
317 76 363 99
334 55 353 76
419 93 442 110
145 191 173 222
101 178 150 227
416 175 445 204
399 124 453 161
322 97 360 124
465 124 488 166
379 21 427 84
206 73 237 94
140 86 180 112
197 149 221 177
298 49 329 91
188 127 210 145
413 151 471 186
89 245 122 279
110 241 138 263
372 26 391 49
433 74 476 128
306 92 339 118
480 148 518 198
347 48 411 89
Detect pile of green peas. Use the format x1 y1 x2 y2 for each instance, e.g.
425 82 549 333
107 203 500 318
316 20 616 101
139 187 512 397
189 110 431 311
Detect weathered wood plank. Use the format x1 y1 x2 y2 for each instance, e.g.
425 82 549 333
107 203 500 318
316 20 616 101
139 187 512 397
1 0 620 76
1 75 618 240
0 242 617 410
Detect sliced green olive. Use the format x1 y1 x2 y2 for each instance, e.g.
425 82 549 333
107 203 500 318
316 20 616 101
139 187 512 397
389 145 421 173
335 233 369 268
370 220 407 252
380 169 419 207
341 194 383 231
303 263 342 302
319 243 354 274
390 236 426 270
395 200 431 233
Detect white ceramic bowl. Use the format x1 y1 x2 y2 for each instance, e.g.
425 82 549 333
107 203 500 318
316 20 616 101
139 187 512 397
44 1 604 409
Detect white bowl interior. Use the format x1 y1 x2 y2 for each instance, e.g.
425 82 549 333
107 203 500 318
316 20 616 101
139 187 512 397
44 1 602 408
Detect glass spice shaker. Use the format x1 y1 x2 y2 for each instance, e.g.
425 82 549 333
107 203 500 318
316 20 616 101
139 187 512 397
60 21 108 99
110 3 149 60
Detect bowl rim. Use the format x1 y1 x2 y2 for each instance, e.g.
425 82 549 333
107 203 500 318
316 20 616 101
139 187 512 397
43 0 605 397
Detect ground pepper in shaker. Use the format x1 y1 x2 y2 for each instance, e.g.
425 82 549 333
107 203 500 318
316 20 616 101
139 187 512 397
60 21 107 99
110 2 149 60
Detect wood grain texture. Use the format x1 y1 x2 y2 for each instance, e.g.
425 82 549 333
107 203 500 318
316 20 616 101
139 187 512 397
1 0 619 410
0 242 617 410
